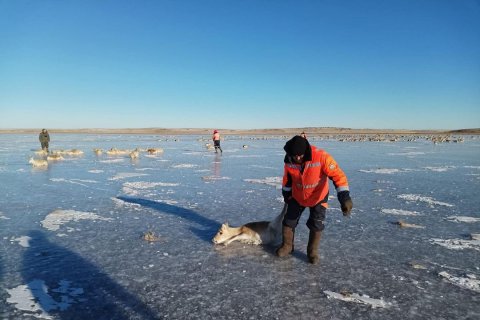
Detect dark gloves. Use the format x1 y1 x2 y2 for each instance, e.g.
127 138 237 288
282 190 292 203
338 191 353 216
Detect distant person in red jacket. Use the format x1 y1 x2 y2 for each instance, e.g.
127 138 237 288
278 136 353 264
212 130 223 153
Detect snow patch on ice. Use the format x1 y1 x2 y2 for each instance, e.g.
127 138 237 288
172 164 198 168
135 168 156 171
87 170 104 173
244 177 282 189
195 169 211 172
387 152 425 156
201 176 231 180
183 152 206 155
423 166 455 172
99 159 125 163
446 216 480 223
10 236 32 247
397 194 453 207
381 209 422 216
122 187 141 196
41 210 114 231
0 211 9 219
250 165 276 169
464 166 480 169
123 181 180 189
359 169 400 174
376 180 393 184
108 173 148 181
6 279 83 319
111 197 142 211
429 238 480 251
152 199 179 205
324 291 390 309
71 179 98 183
439 272 480 293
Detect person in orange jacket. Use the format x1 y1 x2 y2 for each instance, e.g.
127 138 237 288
212 130 223 153
278 135 353 264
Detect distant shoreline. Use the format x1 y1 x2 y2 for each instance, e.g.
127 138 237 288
0 127 479 135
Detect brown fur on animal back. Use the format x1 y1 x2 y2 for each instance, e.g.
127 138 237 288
243 221 270 233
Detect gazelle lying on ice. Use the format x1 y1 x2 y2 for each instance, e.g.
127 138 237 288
29 157 48 167
212 203 287 246
47 154 64 161
35 150 48 156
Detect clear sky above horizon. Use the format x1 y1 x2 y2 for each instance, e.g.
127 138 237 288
1 0 479 130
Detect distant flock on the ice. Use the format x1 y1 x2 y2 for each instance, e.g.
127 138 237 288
28 134 475 167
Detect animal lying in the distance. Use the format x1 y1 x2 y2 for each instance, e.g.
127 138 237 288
212 203 287 247
29 157 48 167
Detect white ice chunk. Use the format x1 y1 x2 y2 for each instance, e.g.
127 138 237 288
99 159 125 163
10 236 32 247
423 166 455 172
446 216 480 223
41 210 114 231
381 209 422 216
111 197 142 211
123 181 179 189
6 279 83 318
397 194 453 207
324 290 390 309
244 177 282 189
439 272 480 293
429 238 480 251
87 170 104 173
172 164 199 168
359 169 400 174
108 173 148 181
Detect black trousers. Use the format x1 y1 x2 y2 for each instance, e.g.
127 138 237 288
41 142 49 149
283 197 326 232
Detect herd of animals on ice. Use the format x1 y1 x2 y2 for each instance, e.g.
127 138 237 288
26 132 480 307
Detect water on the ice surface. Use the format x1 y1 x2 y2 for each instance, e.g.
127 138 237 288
0 134 479 319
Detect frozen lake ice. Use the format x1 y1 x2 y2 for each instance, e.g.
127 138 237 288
0 133 479 319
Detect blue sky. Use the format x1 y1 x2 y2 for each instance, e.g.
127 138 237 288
1 0 479 130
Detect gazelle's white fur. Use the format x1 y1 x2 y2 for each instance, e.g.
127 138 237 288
212 203 287 247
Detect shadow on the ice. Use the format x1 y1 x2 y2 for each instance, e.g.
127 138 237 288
21 230 159 320
117 196 221 242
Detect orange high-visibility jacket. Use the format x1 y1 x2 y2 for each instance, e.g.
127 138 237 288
282 146 349 208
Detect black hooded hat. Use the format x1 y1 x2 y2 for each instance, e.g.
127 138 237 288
284 136 312 163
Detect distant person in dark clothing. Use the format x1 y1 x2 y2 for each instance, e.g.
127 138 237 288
300 132 308 139
39 129 50 153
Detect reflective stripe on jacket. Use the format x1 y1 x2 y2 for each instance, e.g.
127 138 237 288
282 146 349 207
